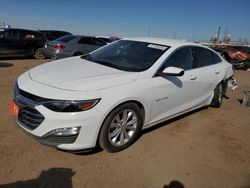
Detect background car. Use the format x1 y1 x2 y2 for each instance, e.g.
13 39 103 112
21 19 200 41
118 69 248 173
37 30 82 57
42 35 107 59
95 35 121 43
39 30 72 41
0 28 47 59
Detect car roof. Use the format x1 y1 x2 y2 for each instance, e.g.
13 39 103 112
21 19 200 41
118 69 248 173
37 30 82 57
72 35 107 39
39 30 71 33
0 28 42 33
122 37 199 48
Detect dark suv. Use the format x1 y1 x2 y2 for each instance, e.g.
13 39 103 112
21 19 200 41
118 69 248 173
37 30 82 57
0 28 47 59
39 30 72 41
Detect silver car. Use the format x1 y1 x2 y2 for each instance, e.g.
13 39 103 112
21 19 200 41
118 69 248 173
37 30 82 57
42 35 107 59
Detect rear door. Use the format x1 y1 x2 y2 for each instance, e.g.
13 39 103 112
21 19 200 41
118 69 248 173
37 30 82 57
191 47 223 102
77 37 96 54
77 37 106 54
19 30 39 55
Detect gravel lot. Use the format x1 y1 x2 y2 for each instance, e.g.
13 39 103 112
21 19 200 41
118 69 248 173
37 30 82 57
0 58 250 188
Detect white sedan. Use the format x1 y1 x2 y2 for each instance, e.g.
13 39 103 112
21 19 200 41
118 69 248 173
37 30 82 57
12 38 235 152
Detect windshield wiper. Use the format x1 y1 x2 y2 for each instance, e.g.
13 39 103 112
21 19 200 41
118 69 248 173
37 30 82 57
80 54 92 61
93 60 119 69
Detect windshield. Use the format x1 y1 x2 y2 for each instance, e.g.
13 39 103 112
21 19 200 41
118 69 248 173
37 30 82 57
82 40 169 72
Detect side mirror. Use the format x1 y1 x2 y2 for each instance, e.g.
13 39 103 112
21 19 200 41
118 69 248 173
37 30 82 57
161 66 184 76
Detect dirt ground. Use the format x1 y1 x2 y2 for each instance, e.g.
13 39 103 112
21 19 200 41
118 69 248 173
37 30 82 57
0 58 250 188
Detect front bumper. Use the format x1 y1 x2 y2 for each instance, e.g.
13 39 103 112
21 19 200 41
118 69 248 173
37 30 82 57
15 104 103 151
14 84 104 151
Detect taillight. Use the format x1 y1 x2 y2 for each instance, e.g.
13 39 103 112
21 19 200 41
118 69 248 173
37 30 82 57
53 44 65 49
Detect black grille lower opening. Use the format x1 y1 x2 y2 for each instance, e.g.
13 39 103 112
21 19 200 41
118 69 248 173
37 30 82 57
41 135 78 144
18 107 45 130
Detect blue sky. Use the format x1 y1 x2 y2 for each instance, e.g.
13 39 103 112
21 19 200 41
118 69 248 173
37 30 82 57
0 0 250 41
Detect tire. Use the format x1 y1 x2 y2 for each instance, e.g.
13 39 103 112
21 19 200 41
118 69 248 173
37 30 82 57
99 103 143 152
34 48 45 59
210 83 223 108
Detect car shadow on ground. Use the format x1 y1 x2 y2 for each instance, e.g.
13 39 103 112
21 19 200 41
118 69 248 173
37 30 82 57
0 57 33 60
142 106 208 135
163 180 185 188
0 62 13 68
72 107 208 155
60 147 103 156
0 168 75 188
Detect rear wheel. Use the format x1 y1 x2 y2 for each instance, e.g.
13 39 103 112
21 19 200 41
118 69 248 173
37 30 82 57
210 83 223 108
99 103 143 152
34 48 45 59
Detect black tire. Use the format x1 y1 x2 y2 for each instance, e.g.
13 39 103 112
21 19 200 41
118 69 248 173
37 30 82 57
99 103 143 152
34 48 45 59
210 83 223 108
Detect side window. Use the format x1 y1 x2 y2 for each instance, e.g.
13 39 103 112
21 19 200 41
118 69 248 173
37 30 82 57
192 47 220 68
160 47 193 71
19 30 36 40
93 38 106 46
78 37 93 45
4 30 19 39
211 51 222 64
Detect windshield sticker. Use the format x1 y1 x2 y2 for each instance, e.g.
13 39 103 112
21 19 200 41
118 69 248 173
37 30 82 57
147 44 167 51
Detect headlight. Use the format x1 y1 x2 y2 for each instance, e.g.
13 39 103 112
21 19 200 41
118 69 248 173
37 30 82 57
43 99 100 112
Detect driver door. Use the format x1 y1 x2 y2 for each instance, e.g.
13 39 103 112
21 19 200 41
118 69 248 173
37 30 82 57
148 47 200 124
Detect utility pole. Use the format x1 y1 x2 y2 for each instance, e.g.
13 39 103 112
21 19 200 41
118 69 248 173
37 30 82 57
216 26 221 43
147 28 151 37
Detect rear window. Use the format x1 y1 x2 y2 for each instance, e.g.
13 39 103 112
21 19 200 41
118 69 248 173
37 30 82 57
4 30 19 39
56 35 75 42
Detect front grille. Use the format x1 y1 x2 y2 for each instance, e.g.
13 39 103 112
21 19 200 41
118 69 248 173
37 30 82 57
14 84 45 130
18 107 45 130
41 135 78 144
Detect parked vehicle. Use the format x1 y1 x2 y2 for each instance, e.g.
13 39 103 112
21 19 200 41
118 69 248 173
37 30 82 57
39 30 72 41
42 35 107 59
208 45 250 70
11 38 235 153
95 36 120 43
0 28 47 59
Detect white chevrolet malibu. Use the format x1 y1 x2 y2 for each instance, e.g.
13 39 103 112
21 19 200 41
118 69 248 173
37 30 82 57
11 38 235 152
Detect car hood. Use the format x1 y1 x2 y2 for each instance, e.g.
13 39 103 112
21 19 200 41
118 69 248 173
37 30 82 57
29 57 139 92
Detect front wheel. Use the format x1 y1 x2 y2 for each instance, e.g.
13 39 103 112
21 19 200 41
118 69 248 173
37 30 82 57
99 103 143 152
210 83 223 108
34 48 45 59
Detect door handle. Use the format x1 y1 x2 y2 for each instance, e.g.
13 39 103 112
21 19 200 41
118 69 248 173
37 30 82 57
190 76 197 80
